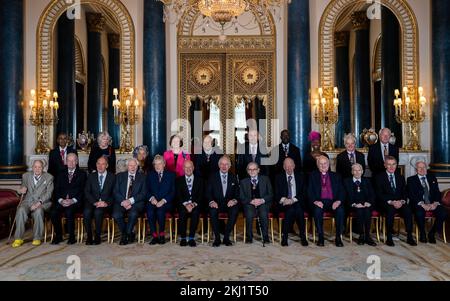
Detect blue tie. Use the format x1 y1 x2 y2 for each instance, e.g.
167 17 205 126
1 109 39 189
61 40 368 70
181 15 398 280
99 174 104 191
287 176 293 199
389 174 396 191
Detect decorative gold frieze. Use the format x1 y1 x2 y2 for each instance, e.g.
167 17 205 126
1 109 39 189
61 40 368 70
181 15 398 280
86 12 106 33
351 11 369 30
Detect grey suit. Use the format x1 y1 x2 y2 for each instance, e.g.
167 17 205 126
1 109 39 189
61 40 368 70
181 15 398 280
14 172 54 240
240 175 273 241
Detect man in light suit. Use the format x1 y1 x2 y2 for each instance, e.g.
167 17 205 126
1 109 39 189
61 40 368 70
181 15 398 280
113 158 147 245
12 160 53 248
240 162 273 243
84 156 115 245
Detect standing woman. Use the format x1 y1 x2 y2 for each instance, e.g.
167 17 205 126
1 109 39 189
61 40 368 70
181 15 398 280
133 145 151 174
303 131 329 175
88 131 116 174
163 135 191 177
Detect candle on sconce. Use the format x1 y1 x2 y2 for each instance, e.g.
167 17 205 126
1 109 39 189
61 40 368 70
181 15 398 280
134 98 139 107
129 88 134 97
45 90 51 99
113 88 119 97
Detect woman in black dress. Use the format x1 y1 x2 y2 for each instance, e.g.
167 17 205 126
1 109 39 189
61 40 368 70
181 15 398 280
88 131 116 174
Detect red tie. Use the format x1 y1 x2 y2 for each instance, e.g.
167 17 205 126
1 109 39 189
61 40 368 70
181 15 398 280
60 149 65 164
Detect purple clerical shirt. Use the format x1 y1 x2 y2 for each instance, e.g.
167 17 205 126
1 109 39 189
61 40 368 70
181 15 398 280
320 173 334 200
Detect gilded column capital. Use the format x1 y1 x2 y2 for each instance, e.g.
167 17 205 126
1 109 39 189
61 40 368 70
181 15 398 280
351 11 369 30
108 33 120 49
86 13 106 33
334 31 350 47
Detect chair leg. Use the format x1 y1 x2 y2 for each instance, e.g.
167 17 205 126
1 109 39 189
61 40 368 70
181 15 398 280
207 218 210 243
174 218 178 243
270 218 274 244
375 218 380 242
169 218 173 243
331 218 335 237
278 218 282 243
305 218 308 241
415 223 419 242
243 219 246 243
142 219 146 244
80 218 84 244
312 218 316 243
200 218 204 244
111 219 115 244
44 219 48 243
349 217 353 243
443 221 447 244
106 218 110 244
234 223 237 243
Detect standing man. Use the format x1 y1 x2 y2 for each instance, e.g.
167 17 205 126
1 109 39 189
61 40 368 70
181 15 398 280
375 156 416 246
307 156 345 247
12 160 53 248
336 133 366 179
113 158 147 245
193 135 221 178
175 160 204 247
236 129 269 180
84 156 115 245
240 162 273 244
206 155 240 247
48 133 78 178
273 130 302 176
407 161 447 244
51 153 86 245
368 128 399 176
275 158 308 247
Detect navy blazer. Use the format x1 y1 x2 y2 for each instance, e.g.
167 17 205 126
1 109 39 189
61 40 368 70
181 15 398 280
206 171 240 207
236 143 270 179
375 172 407 205
193 149 221 178
48 146 78 177
146 170 176 206
407 174 441 206
336 150 366 179
274 172 306 207
84 172 115 206
368 142 399 175
273 143 302 175
175 175 204 207
54 167 86 203
113 172 147 205
343 177 375 207
307 171 344 205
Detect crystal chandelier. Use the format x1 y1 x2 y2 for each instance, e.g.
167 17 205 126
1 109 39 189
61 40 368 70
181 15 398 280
198 0 247 26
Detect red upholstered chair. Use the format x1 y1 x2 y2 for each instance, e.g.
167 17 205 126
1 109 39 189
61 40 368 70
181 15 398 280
0 189 20 239
347 210 381 243
278 212 310 243
173 212 205 244
140 212 173 244
206 212 237 243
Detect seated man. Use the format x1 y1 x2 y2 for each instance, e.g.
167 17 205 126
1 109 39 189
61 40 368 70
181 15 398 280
343 163 377 246
407 160 448 244
12 160 53 248
240 162 273 244
146 155 175 245
51 153 86 245
275 158 308 247
375 156 416 246
307 156 345 247
206 155 240 247
84 156 115 245
175 160 204 247
113 158 147 245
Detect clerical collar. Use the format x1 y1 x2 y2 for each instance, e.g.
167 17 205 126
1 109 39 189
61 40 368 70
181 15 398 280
250 143 258 148
321 172 328 176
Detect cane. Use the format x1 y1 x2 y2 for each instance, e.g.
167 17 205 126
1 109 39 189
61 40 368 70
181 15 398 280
255 205 265 248
6 192 25 245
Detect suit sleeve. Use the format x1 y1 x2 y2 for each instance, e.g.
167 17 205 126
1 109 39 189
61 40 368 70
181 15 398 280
74 172 86 202
406 178 419 207
41 175 54 205
135 177 148 204
274 175 282 204
196 179 205 207
375 175 391 204
110 149 116 174
240 181 250 205
164 174 176 205
307 177 316 206
84 175 96 205
113 175 123 203
335 174 345 201
366 180 375 205
175 178 184 206
261 178 273 206
367 146 376 172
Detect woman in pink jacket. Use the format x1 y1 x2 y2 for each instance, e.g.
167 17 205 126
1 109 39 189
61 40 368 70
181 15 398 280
163 135 191 177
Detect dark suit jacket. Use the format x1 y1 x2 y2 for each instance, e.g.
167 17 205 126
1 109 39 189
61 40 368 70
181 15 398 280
54 167 86 204
343 177 375 207
375 172 407 206
336 150 366 179
303 151 330 175
273 143 302 175
48 146 78 177
307 171 345 205
84 172 116 206
236 143 270 179
146 170 176 206
88 144 116 174
239 175 273 207
206 171 240 208
175 175 204 208
274 172 306 207
407 174 441 206
113 172 147 205
368 142 399 175
193 149 221 178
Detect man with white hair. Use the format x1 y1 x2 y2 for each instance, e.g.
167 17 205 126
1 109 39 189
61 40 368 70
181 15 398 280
113 158 147 245
336 133 366 179
12 160 53 248
51 153 86 245
368 128 399 176
407 160 448 243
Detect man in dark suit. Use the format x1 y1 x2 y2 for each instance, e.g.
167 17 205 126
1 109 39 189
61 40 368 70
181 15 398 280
206 155 240 247
273 130 302 176
193 135 221 178
368 128 399 176
236 129 270 180
48 133 78 178
146 155 175 245
113 158 147 245
175 160 204 247
375 156 416 246
275 158 308 247
307 156 345 247
407 161 448 244
240 162 273 243
336 133 366 179
51 153 86 245
84 156 115 245
343 163 377 246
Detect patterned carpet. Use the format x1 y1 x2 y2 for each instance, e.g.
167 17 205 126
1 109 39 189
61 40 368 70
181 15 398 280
0 230 449 281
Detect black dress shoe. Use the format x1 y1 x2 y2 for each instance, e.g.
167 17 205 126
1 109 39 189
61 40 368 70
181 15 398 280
335 237 344 247
128 233 136 244
188 239 197 247
317 237 325 247
149 237 159 245
419 233 427 243
51 236 63 245
281 237 288 247
212 239 221 247
365 237 377 247
386 238 395 247
180 239 187 246
223 239 233 246
119 236 128 245
159 236 166 245
245 238 253 244
428 233 436 244
300 237 309 247
407 236 417 246
357 236 365 245
94 236 101 245
67 237 76 245
263 238 271 244
85 237 93 246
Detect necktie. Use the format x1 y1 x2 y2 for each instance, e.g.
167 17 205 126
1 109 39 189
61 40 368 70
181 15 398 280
206 154 210 162
99 174 104 191
186 177 193 195
389 174 396 191
284 145 289 157
158 172 163 183
421 176 430 204
68 171 74 183
34 175 40 187
251 146 257 162
127 175 135 199
287 175 293 199
349 153 355 165
222 174 227 197
251 178 258 189
60 149 65 164
384 144 388 158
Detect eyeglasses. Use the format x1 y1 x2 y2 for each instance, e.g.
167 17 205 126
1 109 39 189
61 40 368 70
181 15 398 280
247 168 259 172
